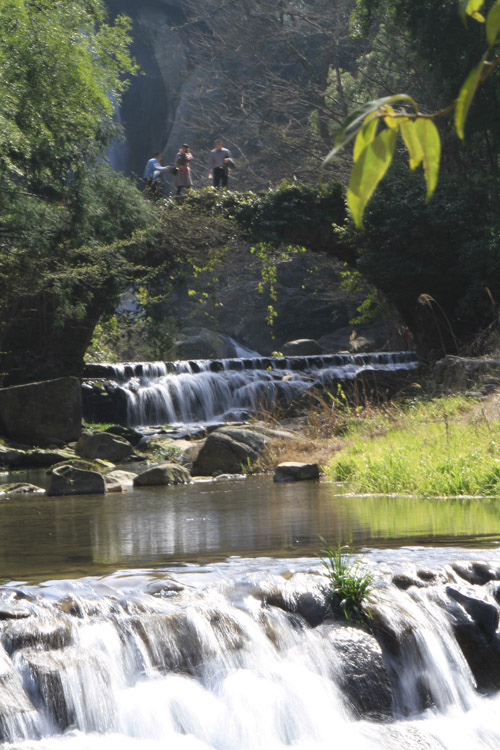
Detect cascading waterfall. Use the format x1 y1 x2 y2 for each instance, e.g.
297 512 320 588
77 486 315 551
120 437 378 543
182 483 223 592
2 555 500 750
82 351 418 427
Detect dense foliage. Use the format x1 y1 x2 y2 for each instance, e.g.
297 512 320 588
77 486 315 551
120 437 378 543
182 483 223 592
0 0 153 383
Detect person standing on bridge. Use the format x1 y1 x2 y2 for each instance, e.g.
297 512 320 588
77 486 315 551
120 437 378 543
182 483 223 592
174 144 193 196
143 151 169 197
207 139 233 188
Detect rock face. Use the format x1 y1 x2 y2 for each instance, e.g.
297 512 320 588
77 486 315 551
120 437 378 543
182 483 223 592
191 427 269 476
273 462 320 483
47 465 106 496
0 377 82 447
133 463 191 486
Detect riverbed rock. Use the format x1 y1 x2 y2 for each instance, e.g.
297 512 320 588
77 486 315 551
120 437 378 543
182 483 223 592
3 483 45 496
449 560 500 586
327 625 393 718
0 446 76 470
104 476 123 493
281 339 322 356
106 469 138 486
0 377 82 447
133 463 191 486
191 427 269 476
0 645 35 743
0 590 35 621
23 647 114 731
171 327 237 360
104 424 144 447
47 465 106 496
2 615 72 653
273 462 320 483
75 431 133 463
445 586 500 691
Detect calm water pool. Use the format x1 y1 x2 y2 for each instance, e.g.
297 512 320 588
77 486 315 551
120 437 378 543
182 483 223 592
1 473 499 583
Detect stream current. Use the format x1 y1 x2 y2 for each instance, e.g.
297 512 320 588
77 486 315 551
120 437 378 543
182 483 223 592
2 350 500 749
1 475 500 750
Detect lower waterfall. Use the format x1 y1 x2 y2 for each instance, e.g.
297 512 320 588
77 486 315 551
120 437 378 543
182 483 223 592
2 551 500 750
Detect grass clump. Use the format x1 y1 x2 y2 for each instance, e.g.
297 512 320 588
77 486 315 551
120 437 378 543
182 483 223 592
319 539 373 623
326 394 500 497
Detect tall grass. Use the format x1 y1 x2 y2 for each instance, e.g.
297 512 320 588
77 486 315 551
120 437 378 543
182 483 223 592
326 396 500 496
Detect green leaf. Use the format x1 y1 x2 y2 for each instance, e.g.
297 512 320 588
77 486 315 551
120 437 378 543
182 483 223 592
486 1 500 46
400 119 423 170
415 119 441 200
455 61 484 139
347 128 397 230
353 117 379 163
324 94 415 164
458 0 485 22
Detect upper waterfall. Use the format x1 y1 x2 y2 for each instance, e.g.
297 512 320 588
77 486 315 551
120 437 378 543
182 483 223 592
82 351 418 427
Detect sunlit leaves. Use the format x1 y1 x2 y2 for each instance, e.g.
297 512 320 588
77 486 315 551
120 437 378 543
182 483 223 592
400 119 423 170
339 110 441 228
455 60 484 139
458 0 485 23
347 127 397 229
323 94 416 164
352 116 378 162
415 119 441 200
486 1 500 46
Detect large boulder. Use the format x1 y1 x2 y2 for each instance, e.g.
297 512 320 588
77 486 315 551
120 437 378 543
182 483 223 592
75 432 133 463
47 465 106 496
171 328 237 360
191 427 269 476
0 377 82 447
133 463 191 486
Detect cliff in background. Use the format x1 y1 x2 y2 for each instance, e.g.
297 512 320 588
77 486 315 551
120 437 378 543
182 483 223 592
106 0 194 182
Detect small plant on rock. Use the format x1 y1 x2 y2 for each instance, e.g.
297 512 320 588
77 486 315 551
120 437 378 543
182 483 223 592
319 538 373 623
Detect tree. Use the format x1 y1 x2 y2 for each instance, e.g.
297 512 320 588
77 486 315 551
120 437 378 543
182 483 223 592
0 0 152 384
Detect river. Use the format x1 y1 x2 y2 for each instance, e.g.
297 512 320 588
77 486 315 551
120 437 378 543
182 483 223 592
1 474 500 749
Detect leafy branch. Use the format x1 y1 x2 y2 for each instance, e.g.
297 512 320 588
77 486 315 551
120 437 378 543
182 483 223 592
324 0 500 228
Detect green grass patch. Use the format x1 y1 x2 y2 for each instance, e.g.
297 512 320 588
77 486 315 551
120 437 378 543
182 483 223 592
326 395 500 497
319 539 373 623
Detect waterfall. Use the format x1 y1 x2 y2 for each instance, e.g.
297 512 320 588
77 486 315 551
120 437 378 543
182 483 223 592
82 351 418 427
2 555 500 749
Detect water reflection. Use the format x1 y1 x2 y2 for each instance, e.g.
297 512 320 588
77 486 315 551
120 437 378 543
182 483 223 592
1 476 500 583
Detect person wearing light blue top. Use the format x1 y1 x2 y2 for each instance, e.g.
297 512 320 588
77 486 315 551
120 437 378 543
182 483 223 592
143 151 169 196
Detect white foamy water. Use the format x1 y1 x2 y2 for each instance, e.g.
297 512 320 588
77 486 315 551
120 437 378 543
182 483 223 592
1 550 500 750
83 352 418 427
